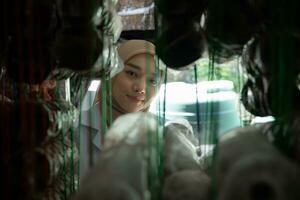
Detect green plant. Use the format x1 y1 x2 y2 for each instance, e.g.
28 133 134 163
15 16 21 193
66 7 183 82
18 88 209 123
195 58 246 93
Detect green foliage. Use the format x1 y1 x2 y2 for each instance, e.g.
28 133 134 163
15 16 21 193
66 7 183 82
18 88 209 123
195 58 245 92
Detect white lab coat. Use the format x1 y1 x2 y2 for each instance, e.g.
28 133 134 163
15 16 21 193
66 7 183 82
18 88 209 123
76 103 103 179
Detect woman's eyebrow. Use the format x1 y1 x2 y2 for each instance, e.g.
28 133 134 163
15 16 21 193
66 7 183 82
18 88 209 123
126 63 141 71
126 62 156 76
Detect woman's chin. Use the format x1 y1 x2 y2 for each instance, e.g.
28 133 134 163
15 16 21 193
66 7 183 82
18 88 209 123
126 106 144 113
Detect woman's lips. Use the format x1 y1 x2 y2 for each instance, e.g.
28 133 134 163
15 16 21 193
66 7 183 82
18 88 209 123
127 95 145 102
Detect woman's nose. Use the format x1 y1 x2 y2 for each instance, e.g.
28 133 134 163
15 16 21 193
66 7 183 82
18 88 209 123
133 79 146 94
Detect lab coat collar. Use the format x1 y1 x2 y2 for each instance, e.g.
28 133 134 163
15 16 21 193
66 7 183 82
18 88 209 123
80 103 101 131
92 132 102 150
80 104 102 150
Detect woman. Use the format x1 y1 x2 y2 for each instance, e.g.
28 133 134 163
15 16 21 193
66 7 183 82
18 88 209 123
77 39 164 178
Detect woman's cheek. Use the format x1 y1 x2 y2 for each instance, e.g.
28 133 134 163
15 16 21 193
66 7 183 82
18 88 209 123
150 87 158 97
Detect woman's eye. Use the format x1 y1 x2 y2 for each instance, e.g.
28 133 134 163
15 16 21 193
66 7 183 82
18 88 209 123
149 78 157 86
126 71 137 78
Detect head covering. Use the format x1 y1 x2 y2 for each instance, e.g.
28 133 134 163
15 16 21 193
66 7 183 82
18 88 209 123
94 39 164 107
117 40 156 63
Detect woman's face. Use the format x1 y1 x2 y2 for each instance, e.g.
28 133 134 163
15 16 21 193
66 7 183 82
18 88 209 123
112 53 159 113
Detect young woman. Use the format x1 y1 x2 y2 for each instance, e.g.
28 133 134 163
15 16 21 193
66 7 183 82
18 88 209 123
77 39 164 178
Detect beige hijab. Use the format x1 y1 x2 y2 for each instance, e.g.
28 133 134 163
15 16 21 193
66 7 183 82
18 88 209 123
94 40 164 115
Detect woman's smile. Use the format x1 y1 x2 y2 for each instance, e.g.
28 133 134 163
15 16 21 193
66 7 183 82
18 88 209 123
126 94 145 102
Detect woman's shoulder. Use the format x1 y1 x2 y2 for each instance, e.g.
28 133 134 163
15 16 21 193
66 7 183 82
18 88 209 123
79 103 102 131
